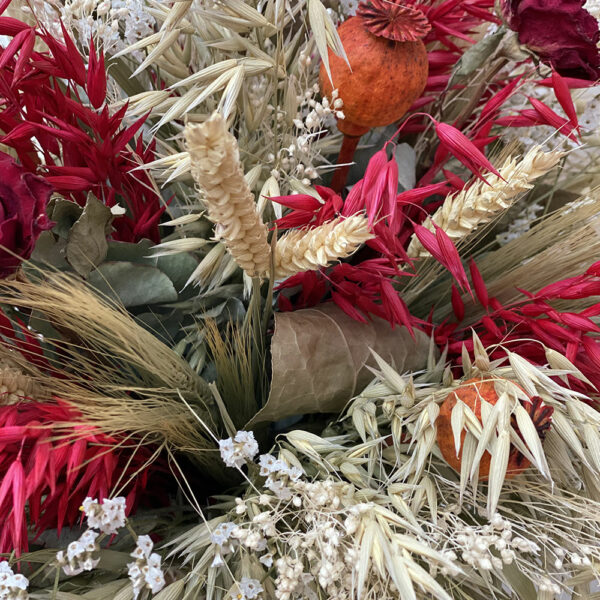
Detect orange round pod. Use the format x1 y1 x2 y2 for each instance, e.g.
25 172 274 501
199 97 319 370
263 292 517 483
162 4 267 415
319 4 429 136
436 378 553 480
318 0 430 191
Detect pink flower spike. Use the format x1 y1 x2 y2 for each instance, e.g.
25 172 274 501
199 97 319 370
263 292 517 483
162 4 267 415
528 97 579 142
451 284 465 321
469 259 489 308
551 70 579 132
434 121 502 183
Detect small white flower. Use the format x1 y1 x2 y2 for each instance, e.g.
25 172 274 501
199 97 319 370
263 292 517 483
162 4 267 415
81 496 127 535
239 577 263 600
259 553 273 567
211 522 237 547
130 535 154 561
219 431 259 468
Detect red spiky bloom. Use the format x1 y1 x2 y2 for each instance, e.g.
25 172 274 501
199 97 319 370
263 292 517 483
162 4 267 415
356 0 431 41
0 18 166 243
0 399 166 554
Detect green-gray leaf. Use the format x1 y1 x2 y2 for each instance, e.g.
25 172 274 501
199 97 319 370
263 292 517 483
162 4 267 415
88 262 178 307
66 196 113 277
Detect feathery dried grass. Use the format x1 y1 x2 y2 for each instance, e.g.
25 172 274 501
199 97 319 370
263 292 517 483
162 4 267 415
185 112 271 278
407 146 564 258
0 272 225 476
273 214 374 279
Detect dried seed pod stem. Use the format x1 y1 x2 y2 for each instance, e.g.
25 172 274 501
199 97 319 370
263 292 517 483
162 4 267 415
185 113 271 277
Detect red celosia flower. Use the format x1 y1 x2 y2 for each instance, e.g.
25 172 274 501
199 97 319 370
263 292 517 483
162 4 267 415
0 399 166 554
502 0 600 80
0 19 166 243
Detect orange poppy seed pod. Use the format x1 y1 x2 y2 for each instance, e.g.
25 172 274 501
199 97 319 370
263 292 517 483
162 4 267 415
319 1 430 192
436 378 553 480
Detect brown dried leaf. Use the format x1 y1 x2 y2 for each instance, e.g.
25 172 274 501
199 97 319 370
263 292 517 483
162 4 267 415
248 304 431 425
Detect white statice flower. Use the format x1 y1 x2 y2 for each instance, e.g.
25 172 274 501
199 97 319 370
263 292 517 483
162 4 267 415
56 530 101 577
219 430 259 468
211 522 237 548
258 454 305 500
0 561 29 600
82 496 127 534
128 536 166 599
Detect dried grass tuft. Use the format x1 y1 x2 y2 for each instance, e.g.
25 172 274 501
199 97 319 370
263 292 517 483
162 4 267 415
0 272 225 477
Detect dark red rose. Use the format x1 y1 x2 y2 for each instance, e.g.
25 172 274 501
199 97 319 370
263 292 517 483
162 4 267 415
0 151 53 276
502 0 600 80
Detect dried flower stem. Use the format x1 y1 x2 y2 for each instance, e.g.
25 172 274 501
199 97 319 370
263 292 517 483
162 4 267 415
274 215 374 279
407 146 565 258
185 113 271 278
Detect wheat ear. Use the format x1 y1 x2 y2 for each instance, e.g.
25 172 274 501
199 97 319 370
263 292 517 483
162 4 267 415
407 146 565 258
185 113 271 277
274 215 374 279
0 362 41 404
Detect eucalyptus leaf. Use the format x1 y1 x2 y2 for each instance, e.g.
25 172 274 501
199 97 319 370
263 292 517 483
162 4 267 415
29 231 69 270
394 143 417 191
450 27 506 85
157 252 199 291
105 239 156 265
88 262 178 307
48 198 83 239
66 195 113 277
248 304 432 425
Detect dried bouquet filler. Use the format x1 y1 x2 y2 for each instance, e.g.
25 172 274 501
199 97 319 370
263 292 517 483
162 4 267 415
1 0 600 598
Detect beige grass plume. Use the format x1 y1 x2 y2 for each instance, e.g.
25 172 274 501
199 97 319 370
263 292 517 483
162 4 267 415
407 146 564 258
185 112 271 278
274 214 374 279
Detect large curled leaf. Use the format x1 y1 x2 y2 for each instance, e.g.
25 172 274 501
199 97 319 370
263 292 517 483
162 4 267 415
248 304 432 425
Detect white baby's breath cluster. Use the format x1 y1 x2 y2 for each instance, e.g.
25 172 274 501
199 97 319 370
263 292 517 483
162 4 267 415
276 85 344 187
56 530 101 576
82 496 127 534
0 562 28 600
128 535 166 599
219 431 259 469
33 0 155 56
210 440 457 600
440 512 540 573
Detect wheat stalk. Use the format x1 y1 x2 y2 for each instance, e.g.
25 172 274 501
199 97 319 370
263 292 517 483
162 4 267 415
185 112 271 278
273 214 374 279
407 146 565 258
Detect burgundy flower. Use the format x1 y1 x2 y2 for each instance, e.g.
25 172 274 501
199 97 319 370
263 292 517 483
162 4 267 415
502 0 600 80
0 152 53 276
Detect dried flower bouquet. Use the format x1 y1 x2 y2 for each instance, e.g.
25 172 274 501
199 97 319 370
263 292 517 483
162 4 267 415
0 0 599 598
